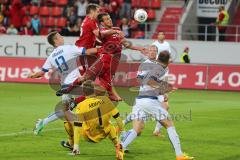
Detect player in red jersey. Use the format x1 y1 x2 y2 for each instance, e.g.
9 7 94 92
75 3 99 49
75 3 122 74
58 13 146 101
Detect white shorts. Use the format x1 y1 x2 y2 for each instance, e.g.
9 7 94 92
130 97 169 122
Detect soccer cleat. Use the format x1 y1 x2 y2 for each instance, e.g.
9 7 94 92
56 90 63 96
61 140 73 150
120 132 129 153
33 119 44 135
124 148 129 153
176 153 194 160
115 144 124 160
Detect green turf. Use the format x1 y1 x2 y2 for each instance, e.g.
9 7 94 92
0 83 240 160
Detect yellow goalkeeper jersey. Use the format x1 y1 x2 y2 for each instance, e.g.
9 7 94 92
74 95 120 142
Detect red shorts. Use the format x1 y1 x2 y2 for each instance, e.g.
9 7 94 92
85 53 121 92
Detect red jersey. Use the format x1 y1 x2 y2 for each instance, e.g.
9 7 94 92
75 16 99 49
98 27 123 56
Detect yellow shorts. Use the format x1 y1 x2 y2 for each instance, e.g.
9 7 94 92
82 125 117 143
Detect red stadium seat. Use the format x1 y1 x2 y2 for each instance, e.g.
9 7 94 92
139 0 149 8
57 0 68 6
164 33 175 40
151 0 161 9
52 6 62 17
39 6 50 16
40 28 49 35
44 0 56 5
131 0 139 8
29 5 39 16
157 24 176 32
2 0 8 4
161 17 180 23
39 17 45 25
56 17 67 27
22 16 31 26
152 33 158 39
147 9 156 20
45 17 55 27
132 31 145 39
21 6 27 13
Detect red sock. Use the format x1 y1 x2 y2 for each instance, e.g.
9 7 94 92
74 96 86 104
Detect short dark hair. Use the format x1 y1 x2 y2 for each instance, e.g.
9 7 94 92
158 50 170 64
47 31 58 46
97 12 109 23
219 5 225 10
82 80 95 96
86 3 99 15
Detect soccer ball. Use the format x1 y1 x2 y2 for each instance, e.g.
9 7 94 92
134 9 148 23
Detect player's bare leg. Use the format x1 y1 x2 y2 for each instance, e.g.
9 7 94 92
97 78 122 101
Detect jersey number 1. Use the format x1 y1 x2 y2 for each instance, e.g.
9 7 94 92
97 108 103 126
55 56 69 73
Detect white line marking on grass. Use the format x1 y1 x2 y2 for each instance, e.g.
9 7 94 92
0 128 63 137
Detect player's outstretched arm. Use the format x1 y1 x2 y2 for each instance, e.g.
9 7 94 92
85 48 98 55
121 39 147 54
28 71 45 78
93 29 119 39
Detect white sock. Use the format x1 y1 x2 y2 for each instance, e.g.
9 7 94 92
42 110 64 126
123 114 133 125
154 122 163 133
167 127 183 156
121 129 138 149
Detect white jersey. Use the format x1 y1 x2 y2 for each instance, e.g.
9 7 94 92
137 59 169 97
42 45 86 86
152 40 171 57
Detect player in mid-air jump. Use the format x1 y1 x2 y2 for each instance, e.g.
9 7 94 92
73 3 127 101
58 12 146 101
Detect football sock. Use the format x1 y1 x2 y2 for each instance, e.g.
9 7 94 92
123 114 133 125
154 122 163 133
42 110 64 126
121 129 137 149
64 122 74 146
167 127 183 156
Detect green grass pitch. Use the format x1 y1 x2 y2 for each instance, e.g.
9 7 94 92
0 83 240 160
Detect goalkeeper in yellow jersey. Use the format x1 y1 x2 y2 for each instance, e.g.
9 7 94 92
63 80 124 160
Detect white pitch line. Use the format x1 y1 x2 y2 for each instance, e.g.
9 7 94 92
0 127 63 137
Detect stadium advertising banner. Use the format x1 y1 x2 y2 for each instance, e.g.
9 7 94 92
197 0 229 17
0 57 239 91
1 36 240 65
